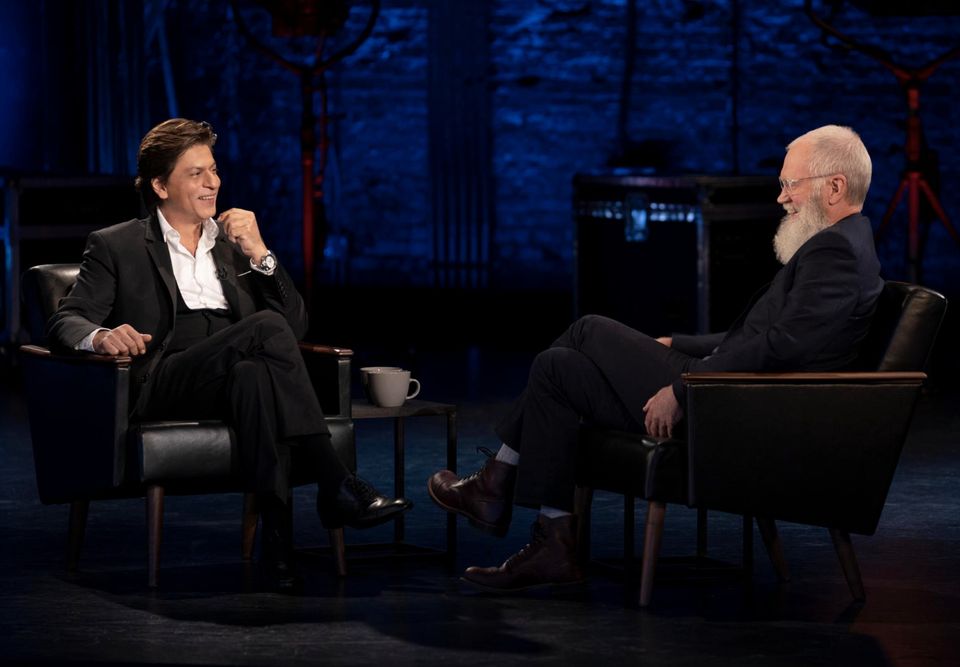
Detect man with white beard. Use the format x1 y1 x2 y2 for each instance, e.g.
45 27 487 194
427 124 884 593
772 127 868 265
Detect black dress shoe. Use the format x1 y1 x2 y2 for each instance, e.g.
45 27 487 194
260 505 303 593
259 549 303 593
318 476 413 529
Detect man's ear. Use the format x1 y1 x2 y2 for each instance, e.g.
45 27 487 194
151 177 168 201
826 174 847 205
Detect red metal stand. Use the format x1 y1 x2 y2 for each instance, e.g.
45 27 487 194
805 1 960 281
875 83 960 282
231 1 380 301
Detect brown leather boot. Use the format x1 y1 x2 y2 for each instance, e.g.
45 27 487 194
427 457 517 536
462 514 585 591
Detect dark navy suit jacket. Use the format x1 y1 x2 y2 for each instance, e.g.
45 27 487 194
670 213 883 399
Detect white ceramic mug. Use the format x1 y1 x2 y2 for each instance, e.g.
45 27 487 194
367 369 421 408
360 366 402 402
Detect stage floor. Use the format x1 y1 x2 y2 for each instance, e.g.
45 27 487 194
2 346 958 666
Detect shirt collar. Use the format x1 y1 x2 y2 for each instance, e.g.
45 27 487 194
157 210 220 248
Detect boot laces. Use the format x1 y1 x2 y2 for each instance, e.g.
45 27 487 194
455 446 498 484
507 520 548 566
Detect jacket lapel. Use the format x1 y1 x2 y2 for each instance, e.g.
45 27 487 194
144 215 177 313
145 215 246 317
213 232 244 316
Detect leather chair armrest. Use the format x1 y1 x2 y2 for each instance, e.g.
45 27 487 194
298 342 352 420
298 342 353 358
683 371 926 384
20 343 133 366
682 372 926 535
18 344 133 503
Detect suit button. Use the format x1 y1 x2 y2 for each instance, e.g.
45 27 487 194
140 373 150 384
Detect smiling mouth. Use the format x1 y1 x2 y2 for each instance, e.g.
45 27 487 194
199 195 216 201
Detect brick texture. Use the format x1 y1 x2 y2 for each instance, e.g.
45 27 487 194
157 0 960 293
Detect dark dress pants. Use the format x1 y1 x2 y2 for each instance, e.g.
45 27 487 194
139 310 333 504
495 315 696 512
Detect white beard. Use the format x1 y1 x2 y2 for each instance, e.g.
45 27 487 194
773 199 831 264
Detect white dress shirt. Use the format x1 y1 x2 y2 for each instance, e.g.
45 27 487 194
158 211 230 310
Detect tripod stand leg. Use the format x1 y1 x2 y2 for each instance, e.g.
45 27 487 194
877 177 908 241
918 176 960 246
909 173 921 282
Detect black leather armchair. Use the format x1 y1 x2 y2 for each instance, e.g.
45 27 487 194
19 263 356 587
575 281 947 606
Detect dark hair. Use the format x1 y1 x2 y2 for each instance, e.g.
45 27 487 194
134 119 218 211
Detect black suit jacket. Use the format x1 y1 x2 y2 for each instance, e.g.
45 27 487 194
47 214 308 411
670 213 883 398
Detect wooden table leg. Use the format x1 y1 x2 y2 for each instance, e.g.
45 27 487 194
394 416 406 544
446 410 458 559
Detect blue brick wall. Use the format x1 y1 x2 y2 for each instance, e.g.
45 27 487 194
5 1 959 295
327 4 431 285
322 0 960 292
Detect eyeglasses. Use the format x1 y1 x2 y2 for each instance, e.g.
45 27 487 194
778 174 834 194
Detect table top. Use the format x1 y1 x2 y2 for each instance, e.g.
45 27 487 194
351 398 457 420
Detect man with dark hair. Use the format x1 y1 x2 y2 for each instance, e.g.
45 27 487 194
48 118 411 590
428 125 884 592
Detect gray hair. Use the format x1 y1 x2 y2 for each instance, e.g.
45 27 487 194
788 125 872 207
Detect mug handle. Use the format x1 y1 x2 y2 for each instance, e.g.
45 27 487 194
406 378 421 400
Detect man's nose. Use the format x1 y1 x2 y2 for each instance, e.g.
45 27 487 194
776 188 790 204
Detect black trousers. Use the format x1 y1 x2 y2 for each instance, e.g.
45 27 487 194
495 315 696 512
138 310 335 504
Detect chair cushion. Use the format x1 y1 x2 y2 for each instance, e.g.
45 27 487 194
136 419 356 492
135 421 239 484
576 427 687 504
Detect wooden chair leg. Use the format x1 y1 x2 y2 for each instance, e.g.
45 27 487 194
241 493 259 561
573 486 593 565
829 528 865 601
329 528 347 577
639 501 667 607
66 500 89 572
147 485 164 589
756 518 790 582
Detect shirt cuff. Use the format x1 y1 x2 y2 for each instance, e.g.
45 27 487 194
77 328 109 352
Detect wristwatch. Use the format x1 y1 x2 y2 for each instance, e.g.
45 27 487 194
255 251 277 273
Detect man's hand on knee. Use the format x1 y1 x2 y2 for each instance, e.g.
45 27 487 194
642 385 683 439
93 324 153 356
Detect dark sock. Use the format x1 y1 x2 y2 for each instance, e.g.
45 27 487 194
294 433 351 500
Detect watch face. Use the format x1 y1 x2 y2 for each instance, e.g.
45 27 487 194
261 253 277 270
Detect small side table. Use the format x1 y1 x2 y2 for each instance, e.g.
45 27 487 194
351 398 458 559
